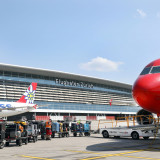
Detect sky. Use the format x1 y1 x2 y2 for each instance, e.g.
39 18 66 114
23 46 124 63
0 0 160 85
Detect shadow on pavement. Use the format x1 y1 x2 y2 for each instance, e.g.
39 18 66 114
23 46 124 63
86 137 160 152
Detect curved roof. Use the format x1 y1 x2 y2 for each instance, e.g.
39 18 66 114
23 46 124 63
0 63 132 90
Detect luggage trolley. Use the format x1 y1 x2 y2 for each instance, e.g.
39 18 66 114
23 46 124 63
52 121 70 138
27 122 38 142
14 121 29 145
5 123 28 147
62 122 70 137
39 121 46 140
51 122 60 138
40 120 52 140
71 122 84 137
84 122 91 136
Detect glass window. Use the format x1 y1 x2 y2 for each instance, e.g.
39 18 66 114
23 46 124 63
0 71 3 76
4 71 12 76
150 66 160 74
140 67 151 75
26 74 32 78
32 74 39 79
19 73 25 78
49 77 54 81
39 75 44 79
12 72 18 77
44 76 49 80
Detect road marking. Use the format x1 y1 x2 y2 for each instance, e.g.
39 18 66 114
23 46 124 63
121 155 160 160
65 150 106 155
20 155 56 160
65 149 146 155
65 149 152 160
66 149 148 160
81 155 113 160
20 147 160 160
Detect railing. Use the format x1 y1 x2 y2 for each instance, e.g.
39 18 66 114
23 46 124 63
98 115 157 130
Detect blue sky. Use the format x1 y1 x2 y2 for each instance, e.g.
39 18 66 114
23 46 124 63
0 0 160 85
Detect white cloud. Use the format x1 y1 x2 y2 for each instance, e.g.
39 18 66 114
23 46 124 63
80 57 123 72
137 9 146 18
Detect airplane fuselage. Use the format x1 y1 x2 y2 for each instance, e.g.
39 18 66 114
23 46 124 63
132 59 160 115
0 82 37 118
0 102 36 117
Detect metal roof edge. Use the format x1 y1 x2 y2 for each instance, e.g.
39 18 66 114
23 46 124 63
0 63 132 89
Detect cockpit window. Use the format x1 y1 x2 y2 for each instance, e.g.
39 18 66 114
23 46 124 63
140 67 151 75
150 66 160 74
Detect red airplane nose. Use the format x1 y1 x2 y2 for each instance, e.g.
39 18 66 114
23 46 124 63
133 74 160 114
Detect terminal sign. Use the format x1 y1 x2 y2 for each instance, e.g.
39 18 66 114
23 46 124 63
55 79 94 88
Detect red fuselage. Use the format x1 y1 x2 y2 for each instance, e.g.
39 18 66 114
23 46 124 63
132 59 160 114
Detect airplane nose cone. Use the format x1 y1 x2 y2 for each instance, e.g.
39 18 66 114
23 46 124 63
132 74 160 114
133 77 150 108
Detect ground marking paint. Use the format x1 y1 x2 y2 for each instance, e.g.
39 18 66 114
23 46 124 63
65 150 106 155
65 148 153 160
121 155 160 160
20 155 56 160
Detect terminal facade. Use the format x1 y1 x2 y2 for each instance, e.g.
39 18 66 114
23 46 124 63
0 63 140 121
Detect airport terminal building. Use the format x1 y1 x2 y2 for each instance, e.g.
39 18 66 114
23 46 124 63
0 63 140 121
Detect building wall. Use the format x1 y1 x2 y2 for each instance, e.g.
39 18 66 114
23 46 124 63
0 67 140 116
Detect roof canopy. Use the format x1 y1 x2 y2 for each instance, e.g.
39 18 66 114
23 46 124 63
0 63 132 90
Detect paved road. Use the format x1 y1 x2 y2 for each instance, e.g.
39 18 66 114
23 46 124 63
1 134 160 160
